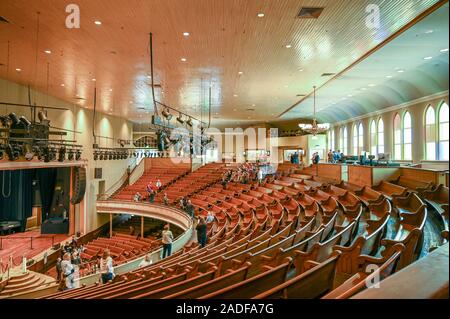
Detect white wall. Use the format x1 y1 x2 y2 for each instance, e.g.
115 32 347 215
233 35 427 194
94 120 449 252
0 78 134 232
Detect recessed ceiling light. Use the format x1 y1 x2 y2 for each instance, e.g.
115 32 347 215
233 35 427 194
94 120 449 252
347 94 353 97
15 68 21 72
238 71 243 75
147 75 151 79
129 101 133 104
285 44 292 48
94 20 102 25
44 50 52 54
61 84 65 87
233 108 237 111
181 58 187 62
257 13 265 18
215 112 219 115
368 84 376 87
361 88 367 91
386 75 393 78
284 85 289 88
109 89 113 92
252 104 256 107
425 30 433 34
92 78 96 81
233 94 238 97
397 69 405 73
440 48 449 53
298 69 304 72
424 56 433 60
183 32 190 36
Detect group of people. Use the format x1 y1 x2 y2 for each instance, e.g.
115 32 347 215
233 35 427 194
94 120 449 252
311 152 321 164
55 235 117 291
222 163 265 187
327 149 344 163
289 151 301 164
133 179 163 203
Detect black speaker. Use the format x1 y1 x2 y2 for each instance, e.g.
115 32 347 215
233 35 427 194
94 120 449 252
71 166 86 205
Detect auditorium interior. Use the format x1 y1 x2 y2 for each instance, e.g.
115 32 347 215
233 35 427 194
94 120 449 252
0 0 448 300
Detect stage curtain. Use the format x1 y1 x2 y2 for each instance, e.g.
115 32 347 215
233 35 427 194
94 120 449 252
0 169 33 231
37 168 57 221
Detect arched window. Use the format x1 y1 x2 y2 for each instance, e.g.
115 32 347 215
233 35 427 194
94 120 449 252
439 102 449 160
393 113 402 160
352 124 358 155
343 127 348 155
377 118 384 154
403 111 412 160
425 106 436 160
331 129 335 151
370 120 377 155
358 123 364 154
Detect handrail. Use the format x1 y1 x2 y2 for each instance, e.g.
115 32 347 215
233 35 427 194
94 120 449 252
0 235 56 250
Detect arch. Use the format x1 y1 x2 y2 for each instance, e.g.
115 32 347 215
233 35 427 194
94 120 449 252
393 113 402 160
352 123 358 155
424 105 436 160
358 122 364 154
438 101 449 160
377 117 385 155
370 120 377 155
403 111 412 160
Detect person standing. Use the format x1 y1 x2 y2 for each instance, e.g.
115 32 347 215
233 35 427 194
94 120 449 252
257 168 264 184
196 217 208 248
161 224 174 258
61 253 75 290
56 257 62 282
185 200 195 218
163 193 169 205
99 249 114 284
155 179 162 190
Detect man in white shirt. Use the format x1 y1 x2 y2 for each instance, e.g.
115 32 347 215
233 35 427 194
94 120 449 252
161 224 174 258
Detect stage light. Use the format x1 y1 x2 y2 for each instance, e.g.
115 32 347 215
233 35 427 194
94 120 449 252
68 149 74 160
162 108 173 121
23 144 35 161
49 148 57 161
75 150 82 160
42 147 51 162
0 150 3 160
8 113 20 126
94 151 99 161
19 116 32 127
58 147 66 162
176 113 185 124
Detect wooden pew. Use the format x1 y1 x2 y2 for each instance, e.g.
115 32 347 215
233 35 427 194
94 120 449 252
198 260 292 299
252 252 341 299
322 243 404 299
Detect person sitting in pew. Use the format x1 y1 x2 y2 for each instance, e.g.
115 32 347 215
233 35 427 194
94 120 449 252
133 192 142 202
138 254 153 268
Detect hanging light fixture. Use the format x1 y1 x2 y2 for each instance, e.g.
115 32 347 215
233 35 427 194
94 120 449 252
162 108 173 121
176 113 185 124
298 86 330 136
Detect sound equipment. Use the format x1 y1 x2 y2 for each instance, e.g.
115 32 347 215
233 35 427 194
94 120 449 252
71 166 86 204
94 168 102 179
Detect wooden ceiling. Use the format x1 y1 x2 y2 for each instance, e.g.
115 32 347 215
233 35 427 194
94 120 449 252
0 0 444 126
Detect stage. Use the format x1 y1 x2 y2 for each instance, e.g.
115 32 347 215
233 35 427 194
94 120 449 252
0 229 68 267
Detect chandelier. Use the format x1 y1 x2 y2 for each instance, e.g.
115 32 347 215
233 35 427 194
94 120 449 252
298 86 330 135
